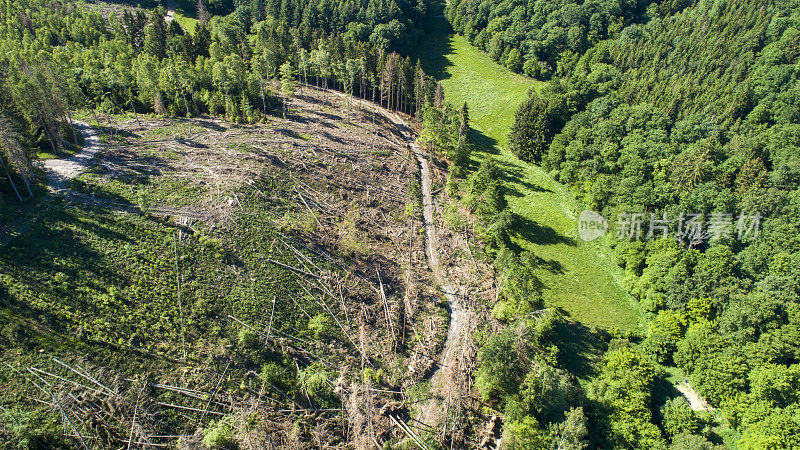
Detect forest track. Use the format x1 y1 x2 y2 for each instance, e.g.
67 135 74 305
42 121 101 192
1 122 206 247
376 109 464 373
327 88 466 403
0 122 100 247
677 381 713 412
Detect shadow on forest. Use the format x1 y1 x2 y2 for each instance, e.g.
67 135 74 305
510 214 576 248
651 373 681 411
416 17 456 82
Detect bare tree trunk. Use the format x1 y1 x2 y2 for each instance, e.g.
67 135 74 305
181 90 192 134
65 110 78 145
129 89 142 128
260 76 267 119
19 167 32 197
5 171 22 201
39 117 58 154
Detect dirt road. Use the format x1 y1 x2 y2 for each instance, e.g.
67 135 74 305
378 109 464 371
328 88 466 381
0 122 99 247
677 381 713 411
42 122 100 192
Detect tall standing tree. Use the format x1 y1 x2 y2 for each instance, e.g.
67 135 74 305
414 61 426 117
197 0 210 25
144 8 167 60
280 61 295 119
459 102 469 142
134 52 161 113
508 91 553 163
434 82 444 109
298 48 310 90
345 59 360 123
252 50 272 118
121 9 148 51
194 24 212 58
314 45 332 104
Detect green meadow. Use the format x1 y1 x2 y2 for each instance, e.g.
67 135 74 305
416 19 643 331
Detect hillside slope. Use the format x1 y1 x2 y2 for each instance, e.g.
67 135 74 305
0 86 456 447
416 19 642 331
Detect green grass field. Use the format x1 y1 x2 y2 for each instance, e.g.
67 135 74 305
416 19 643 331
174 12 198 34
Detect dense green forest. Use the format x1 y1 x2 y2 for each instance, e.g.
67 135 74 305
498 0 800 447
445 0 661 78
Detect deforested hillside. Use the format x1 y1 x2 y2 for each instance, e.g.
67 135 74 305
0 0 508 445
0 81 475 447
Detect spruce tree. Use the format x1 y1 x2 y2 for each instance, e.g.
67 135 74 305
508 91 552 163
143 8 167 59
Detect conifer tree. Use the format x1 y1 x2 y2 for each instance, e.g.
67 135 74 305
144 8 167 59
508 91 553 163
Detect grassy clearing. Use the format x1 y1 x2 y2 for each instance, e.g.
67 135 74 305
174 11 198 34
415 19 643 331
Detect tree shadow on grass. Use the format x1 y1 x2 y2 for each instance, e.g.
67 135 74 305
460 129 500 175
494 159 553 198
511 213 576 247
463 130 553 198
467 128 499 155
552 317 608 380
531 254 565 275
